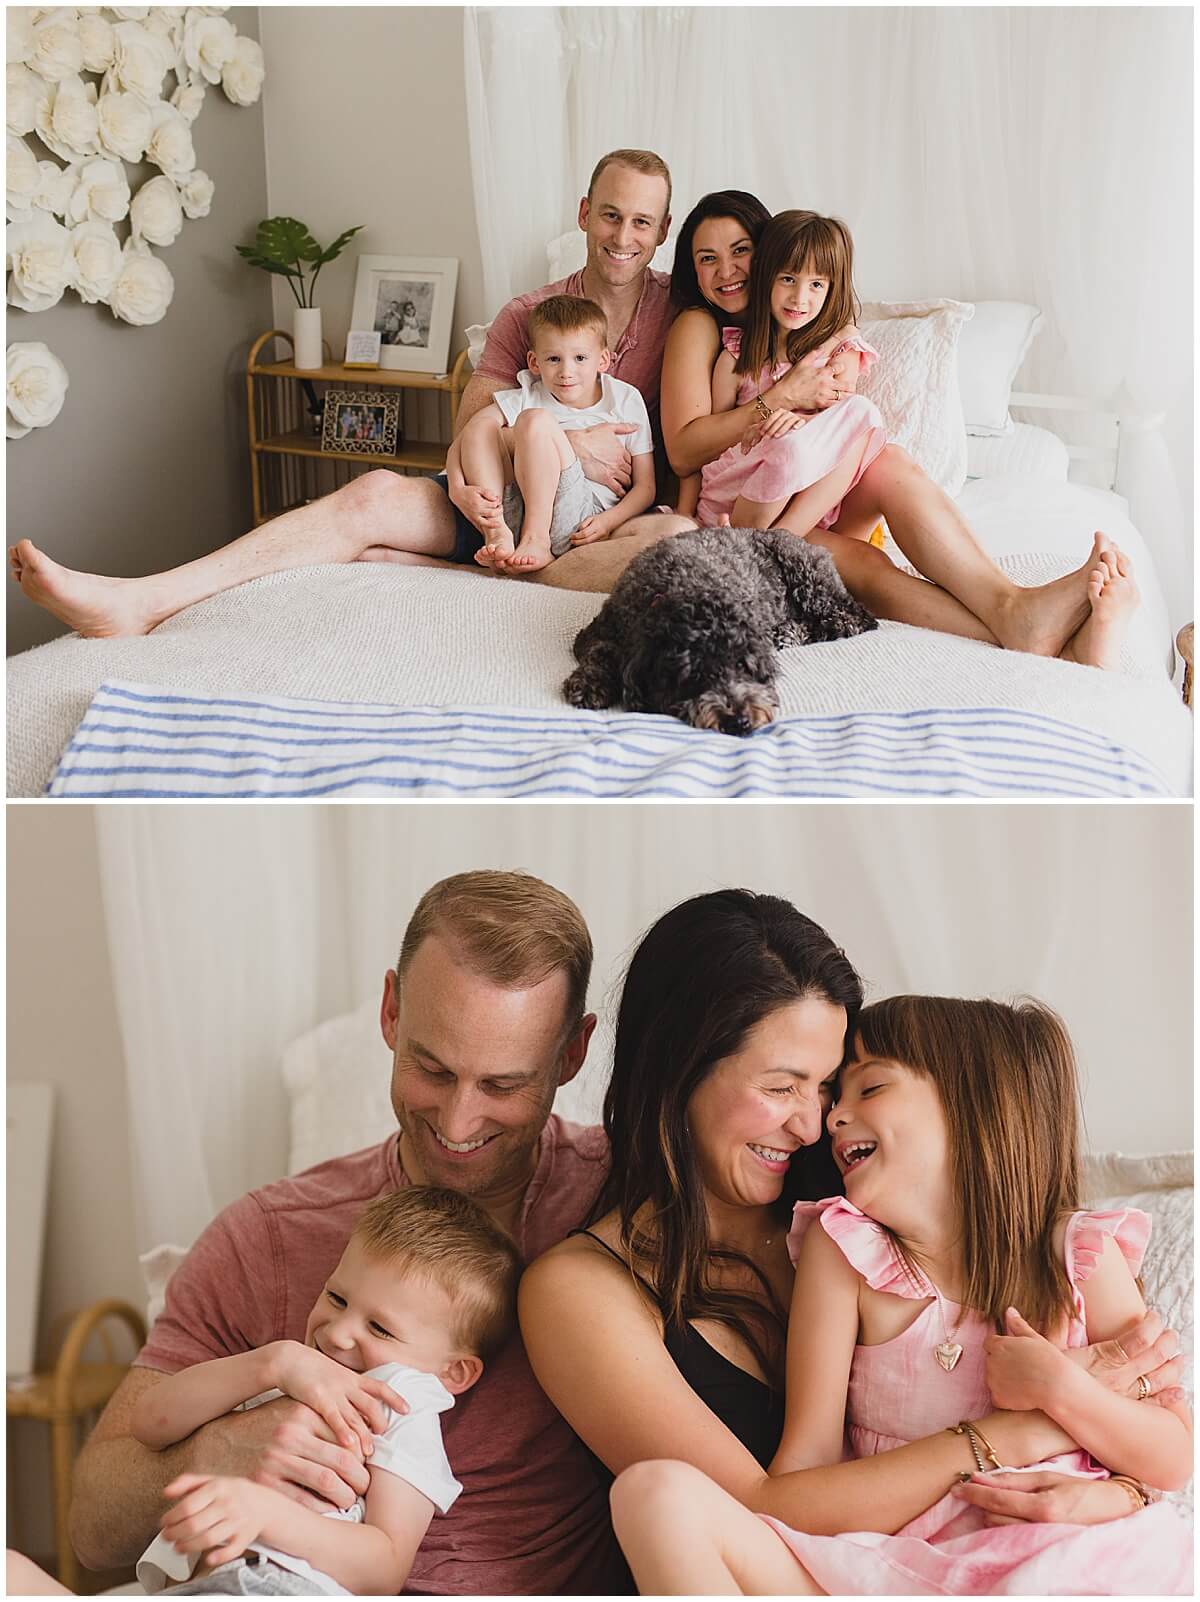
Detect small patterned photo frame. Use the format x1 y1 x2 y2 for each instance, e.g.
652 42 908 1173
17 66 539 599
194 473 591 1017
321 390 400 456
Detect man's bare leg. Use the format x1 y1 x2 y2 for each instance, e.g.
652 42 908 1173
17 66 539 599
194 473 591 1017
9 471 457 638
528 512 697 594
835 445 1103 656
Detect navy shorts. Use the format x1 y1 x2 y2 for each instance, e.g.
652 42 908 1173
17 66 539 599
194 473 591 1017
432 472 486 564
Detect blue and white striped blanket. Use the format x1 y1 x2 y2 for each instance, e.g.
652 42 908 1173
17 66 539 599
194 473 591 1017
46 680 1176 798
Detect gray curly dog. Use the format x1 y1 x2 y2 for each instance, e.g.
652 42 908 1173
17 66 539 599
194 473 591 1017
563 528 877 734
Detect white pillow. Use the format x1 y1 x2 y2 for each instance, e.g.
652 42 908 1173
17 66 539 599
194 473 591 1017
280 999 397 1176
957 300 1044 437
858 299 972 496
966 422 1069 482
464 321 491 371
546 228 676 282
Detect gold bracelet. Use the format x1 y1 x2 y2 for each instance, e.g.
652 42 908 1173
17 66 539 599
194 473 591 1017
1109 1475 1147 1512
965 1420 1005 1471
949 1422 985 1476
949 1420 1007 1476
753 395 772 423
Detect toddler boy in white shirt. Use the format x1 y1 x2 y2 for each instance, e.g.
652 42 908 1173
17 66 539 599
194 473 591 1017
446 294 656 573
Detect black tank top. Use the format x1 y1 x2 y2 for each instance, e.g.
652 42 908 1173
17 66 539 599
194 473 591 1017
573 1229 785 1472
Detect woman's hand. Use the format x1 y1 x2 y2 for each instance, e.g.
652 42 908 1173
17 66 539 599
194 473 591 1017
953 1470 1141 1527
1062 1308 1186 1407
266 1340 408 1456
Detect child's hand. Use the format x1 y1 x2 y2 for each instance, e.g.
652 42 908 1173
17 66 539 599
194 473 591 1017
451 484 500 529
570 514 614 546
741 410 805 453
267 1340 408 1455
160 1473 274 1567
983 1308 1070 1412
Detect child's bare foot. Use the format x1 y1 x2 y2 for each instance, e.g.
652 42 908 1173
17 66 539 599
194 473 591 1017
9 539 158 636
506 533 554 572
993 532 1111 657
473 504 518 571
1061 546 1139 670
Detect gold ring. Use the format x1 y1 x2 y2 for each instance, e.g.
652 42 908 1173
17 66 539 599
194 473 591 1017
1136 1373 1151 1401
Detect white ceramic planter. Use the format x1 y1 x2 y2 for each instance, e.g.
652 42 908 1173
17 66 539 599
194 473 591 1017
293 306 323 371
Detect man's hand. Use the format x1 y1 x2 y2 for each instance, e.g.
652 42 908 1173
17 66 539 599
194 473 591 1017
953 1470 1138 1527
449 483 500 530
569 423 637 495
265 1340 409 1457
1064 1308 1185 1406
160 1473 279 1569
204 1394 370 1514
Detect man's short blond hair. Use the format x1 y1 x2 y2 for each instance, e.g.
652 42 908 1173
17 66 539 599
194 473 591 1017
354 1186 522 1360
397 870 592 1034
587 148 672 218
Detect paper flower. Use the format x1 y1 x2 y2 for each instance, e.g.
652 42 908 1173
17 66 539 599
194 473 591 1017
177 166 212 219
78 11 114 73
183 9 237 85
32 156 71 215
169 77 205 122
64 154 129 223
7 10 36 68
130 171 182 245
28 9 83 82
221 33 263 106
6 211 72 310
7 339 69 437
107 7 151 21
96 86 150 162
143 98 194 178
107 235 173 324
68 217 121 301
6 133 39 217
34 73 100 160
109 19 167 101
6 63 50 136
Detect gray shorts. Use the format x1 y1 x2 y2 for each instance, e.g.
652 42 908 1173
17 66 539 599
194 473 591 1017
167 1555 327 1595
501 456 607 559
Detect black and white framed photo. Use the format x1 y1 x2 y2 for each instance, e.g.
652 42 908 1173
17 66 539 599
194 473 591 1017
320 390 400 456
350 255 459 375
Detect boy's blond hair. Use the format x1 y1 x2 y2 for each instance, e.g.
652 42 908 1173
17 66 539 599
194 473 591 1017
353 1186 522 1361
397 870 592 1037
527 294 608 351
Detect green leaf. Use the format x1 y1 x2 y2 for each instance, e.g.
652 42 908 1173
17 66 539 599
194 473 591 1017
255 216 321 267
314 225 364 266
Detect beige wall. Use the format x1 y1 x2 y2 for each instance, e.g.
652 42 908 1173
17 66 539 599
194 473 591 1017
5 7 273 658
6 808 139 1560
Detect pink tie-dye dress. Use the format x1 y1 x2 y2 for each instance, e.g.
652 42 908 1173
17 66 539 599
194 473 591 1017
696 328 889 528
759 1198 1192 1595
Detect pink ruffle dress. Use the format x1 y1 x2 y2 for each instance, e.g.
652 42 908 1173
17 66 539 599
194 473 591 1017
760 1199 1192 1595
696 329 889 528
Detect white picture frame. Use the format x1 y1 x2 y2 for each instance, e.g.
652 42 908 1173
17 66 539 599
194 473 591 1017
350 254 459 376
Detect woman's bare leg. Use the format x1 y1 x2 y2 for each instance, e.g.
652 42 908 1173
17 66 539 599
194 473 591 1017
836 445 1101 656
8 471 457 637
808 531 997 643
610 1461 823 1596
1060 546 1140 669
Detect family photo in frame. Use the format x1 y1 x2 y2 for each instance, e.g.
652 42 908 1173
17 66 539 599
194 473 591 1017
320 390 400 456
350 253 459 375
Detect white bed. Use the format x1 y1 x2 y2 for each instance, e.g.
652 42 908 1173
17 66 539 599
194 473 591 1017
6 295 1192 797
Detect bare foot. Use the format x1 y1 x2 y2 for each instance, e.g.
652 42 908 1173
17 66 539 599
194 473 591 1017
993 533 1111 657
1061 546 1139 670
474 504 518 570
506 533 554 572
9 539 157 636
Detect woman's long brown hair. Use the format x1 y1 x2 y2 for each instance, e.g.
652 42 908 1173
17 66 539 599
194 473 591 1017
854 996 1082 1335
593 890 862 1388
736 210 860 378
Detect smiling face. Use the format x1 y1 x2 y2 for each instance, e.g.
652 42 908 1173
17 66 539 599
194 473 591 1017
527 326 610 407
828 1054 953 1232
579 161 671 290
304 1236 474 1387
770 258 829 343
691 214 756 319
686 997 847 1211
382 932 592 1207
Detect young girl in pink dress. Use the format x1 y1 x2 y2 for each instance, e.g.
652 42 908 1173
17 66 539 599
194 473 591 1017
612 995 1193 1595
695 210 889 535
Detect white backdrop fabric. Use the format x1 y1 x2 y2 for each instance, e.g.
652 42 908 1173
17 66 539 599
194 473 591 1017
95 805 1191 1249
462 5 1192 619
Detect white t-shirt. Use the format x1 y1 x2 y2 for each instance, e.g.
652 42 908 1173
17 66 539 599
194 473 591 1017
492 369 654 512
136 1363 459 1597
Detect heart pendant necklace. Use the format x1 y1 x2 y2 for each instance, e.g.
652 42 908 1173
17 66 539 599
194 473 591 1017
931 1282 963 1373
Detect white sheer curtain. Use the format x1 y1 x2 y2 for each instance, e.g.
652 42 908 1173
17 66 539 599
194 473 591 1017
463 6 1192 612
96 805 1190 1246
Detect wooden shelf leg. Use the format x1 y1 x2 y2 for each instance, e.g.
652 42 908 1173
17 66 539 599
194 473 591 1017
50 1411 79 1592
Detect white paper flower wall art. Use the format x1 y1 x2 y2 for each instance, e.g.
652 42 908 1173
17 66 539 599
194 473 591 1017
5 6 266 438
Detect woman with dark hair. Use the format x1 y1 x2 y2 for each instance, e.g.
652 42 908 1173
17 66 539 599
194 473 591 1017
657 193 1131 662
519 890 1175 1574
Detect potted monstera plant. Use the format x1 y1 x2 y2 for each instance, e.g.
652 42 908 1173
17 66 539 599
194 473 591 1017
237 216 363 370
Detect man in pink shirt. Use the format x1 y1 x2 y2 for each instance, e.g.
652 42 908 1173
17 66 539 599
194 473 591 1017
68 870 627 1595
13 150 692 638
